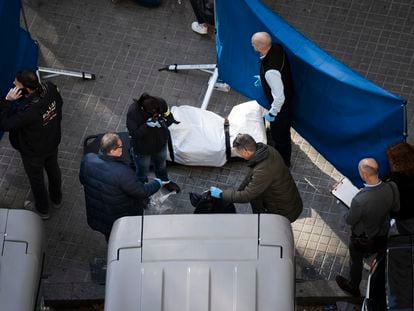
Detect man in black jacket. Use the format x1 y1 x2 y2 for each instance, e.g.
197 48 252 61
0 70 63 219
336 158 400 297
252 32 294 167
80 133 164 241
126 93 180 192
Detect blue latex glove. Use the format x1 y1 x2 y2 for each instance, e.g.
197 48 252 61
263 112 276 122
210 186 223 198
146 118 161 128
154 178 170 187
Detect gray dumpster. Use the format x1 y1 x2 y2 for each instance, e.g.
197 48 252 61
105 214 295 311
0 208 45 311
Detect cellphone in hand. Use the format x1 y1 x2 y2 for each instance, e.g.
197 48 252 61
19 88 28 95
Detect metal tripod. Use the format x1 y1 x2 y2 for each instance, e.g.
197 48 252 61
37 66 95 80
159 64 229 110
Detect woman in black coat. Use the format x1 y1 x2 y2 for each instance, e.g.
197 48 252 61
386 142 414 234
126 93 180 192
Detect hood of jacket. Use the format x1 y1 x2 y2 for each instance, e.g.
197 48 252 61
247 143 269 167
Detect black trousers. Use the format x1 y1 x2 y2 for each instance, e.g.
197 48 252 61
349 235 387 288
190 0 214 25
21 148 62 213
270 110 292 167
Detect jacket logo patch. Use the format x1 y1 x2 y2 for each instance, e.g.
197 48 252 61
43 101 57 126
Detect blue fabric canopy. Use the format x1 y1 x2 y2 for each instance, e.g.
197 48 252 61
0 0 38 97
216 0 405 187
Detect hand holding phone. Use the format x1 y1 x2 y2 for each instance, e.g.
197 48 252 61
5 87 23 101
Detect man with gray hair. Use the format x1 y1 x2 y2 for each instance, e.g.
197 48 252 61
79 132 165 241
336 158 400 297
251 31 294 167
209 133 302 222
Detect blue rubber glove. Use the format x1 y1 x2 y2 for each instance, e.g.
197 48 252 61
210 186 223 198
154 178 170 187
263 112 276 122
146 118 161 128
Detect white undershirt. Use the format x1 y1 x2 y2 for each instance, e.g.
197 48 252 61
264 69 285 116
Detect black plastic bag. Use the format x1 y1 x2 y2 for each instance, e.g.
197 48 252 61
190 191 236 214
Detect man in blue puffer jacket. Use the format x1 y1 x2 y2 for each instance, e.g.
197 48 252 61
79 132 164 241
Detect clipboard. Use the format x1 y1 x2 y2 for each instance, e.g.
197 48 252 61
331 177 360 208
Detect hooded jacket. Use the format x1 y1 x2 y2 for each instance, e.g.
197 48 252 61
79 152 160 237
127 97 175 155
222 143 303 222
0 82 63 157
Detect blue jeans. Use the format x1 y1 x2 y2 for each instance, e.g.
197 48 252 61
132 145 169 183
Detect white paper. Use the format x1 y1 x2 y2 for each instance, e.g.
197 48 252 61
331 177 360 208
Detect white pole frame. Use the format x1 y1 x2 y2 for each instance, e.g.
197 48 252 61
158 64 230 110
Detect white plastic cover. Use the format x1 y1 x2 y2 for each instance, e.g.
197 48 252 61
167 100 267 166
105 214 295 311
227 100 267 157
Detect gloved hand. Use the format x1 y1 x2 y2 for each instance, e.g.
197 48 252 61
263 112 275 122
154 178 170 187
146 118 161 128
210 186 223 198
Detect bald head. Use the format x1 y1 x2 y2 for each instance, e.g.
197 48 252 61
358 158 380 184
251 32 272 55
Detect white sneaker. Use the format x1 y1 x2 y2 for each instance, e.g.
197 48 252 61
191 22 208 35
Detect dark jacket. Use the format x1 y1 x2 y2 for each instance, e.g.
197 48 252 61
79 153 160 237
260 44 293 115
126 99 174 155
346 181 400 238
389 173 414 220
222 144 303 222
0 82 63 157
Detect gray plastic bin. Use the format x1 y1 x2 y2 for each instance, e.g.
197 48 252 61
0 208 45 311
105 214 295 311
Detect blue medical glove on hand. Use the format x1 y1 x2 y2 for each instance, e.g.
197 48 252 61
146 118 161 128
263 112 276 122
155 178 170 187
210 186 223 198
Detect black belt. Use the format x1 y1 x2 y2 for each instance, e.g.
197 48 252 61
224 118 231 161
167 129 175 163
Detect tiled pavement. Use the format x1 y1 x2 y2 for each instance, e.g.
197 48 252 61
0 0 412 300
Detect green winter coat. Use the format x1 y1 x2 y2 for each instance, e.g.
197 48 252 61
222 143 303 222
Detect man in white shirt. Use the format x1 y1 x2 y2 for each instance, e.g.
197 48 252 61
251 32 294 167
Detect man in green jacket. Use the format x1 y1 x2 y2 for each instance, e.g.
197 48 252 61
210 134 303 222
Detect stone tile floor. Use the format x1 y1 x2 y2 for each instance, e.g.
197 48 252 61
0 0 412 300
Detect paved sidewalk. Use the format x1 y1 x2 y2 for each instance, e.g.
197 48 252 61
0 0 412 300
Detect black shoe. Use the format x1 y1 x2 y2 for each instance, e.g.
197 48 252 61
24 200 50 220
164 181 181 193
335 275 360 297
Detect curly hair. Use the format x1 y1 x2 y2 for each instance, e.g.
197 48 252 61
386 142 414 175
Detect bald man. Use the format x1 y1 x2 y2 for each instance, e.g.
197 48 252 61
251 32 294 167
336 158 399 297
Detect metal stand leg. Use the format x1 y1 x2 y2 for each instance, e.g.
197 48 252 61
159 64 229 110
38 66 95 80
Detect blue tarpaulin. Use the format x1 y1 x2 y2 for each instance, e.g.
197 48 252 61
0 0 38 97
216 0 405 186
